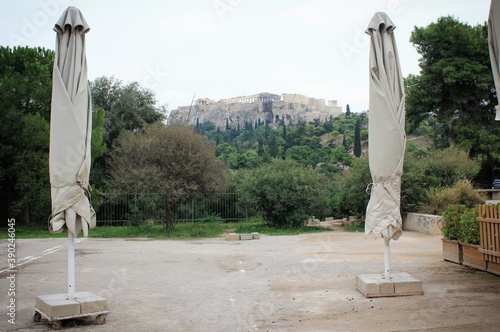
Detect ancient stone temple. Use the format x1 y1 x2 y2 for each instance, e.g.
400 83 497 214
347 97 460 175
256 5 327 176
168 92 343 129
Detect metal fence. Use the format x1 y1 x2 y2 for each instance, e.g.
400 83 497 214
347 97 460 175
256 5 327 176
95 192 247 226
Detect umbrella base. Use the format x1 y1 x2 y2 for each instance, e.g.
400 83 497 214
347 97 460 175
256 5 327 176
356 272 423 298
34 292 109 328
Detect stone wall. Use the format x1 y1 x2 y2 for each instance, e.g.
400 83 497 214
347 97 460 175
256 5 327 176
403 213 443 235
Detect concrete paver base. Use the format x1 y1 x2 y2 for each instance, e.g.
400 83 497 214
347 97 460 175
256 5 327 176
356 272 423 298
35 291 109 319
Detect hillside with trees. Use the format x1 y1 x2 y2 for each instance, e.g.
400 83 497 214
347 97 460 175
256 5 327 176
0 15 497 228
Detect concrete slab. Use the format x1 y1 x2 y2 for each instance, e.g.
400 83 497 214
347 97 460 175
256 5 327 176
35 292 109 318
240 233 253 240
76 291 109 313
226 233 240 241
35 294 80 317
226 233 260 240
356 273 423 298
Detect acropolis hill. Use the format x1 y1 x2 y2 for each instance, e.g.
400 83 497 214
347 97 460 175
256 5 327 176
168 92 343 129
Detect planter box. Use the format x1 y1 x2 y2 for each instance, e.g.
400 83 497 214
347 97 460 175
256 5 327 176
442 239 462 264
487 261 500 276
461 243 487 271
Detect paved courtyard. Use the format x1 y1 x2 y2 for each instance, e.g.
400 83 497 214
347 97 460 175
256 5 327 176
1 231 499 331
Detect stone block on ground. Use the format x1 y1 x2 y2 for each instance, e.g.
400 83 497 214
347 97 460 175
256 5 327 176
226 233 240 241
77 292 109 313
35 292 109 318
36 294 80 317
356 273 423 298
240 233 253 240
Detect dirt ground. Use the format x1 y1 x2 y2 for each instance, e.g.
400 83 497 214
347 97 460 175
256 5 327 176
1 230 499 332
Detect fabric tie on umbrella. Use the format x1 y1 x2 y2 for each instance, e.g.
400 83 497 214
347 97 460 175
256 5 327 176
364 12 406 241
49 6 95 237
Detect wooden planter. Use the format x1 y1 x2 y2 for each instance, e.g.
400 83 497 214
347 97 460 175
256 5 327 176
461 242 487 271
487 261 500 276
442 239 462 264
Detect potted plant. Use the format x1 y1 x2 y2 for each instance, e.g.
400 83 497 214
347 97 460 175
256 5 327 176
441 205 464 264
458 205 487 271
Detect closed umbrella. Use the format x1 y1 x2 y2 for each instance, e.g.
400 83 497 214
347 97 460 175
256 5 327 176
365 12 406 280
48 6 95 299
488 0 500 120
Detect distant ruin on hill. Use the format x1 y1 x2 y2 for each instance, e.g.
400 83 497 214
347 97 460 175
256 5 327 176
168 92 343 129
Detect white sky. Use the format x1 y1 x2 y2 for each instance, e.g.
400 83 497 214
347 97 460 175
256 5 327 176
0 0 491 112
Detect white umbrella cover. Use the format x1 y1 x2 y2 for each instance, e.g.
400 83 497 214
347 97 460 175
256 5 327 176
365 12 406 242
49 6 95 238
489 0 500 119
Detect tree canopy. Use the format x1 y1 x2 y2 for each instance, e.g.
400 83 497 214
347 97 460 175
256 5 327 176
90 76 165 149
109 123 228 228
0 46 54 225
406 16 500 175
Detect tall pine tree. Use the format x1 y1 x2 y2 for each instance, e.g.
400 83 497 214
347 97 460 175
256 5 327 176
354 119 361 157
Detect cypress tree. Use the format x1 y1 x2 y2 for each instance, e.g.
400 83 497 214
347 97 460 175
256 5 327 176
354 119 361 157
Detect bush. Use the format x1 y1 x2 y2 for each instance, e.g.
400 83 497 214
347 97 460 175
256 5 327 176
420 147 480 188
331 157 371 218
441 204 480 244
235 158 329 228
419 180 487 215
402 147 482 213
458 206 480 245
441 205 466 240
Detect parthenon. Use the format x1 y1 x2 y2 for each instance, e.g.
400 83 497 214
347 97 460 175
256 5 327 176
196 92 340 112
171 92 343 130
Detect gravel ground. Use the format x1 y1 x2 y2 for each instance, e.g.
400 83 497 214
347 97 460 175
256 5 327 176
1 231 500 331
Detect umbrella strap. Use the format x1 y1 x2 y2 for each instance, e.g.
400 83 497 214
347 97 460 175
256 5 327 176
51 181 91 195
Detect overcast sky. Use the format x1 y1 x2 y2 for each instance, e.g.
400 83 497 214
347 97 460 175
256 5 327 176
0 0 491 112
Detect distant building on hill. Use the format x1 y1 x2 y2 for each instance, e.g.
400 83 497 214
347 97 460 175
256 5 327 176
169 92 343 129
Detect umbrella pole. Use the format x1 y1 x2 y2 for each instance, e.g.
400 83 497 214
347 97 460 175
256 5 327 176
384 238 390 280
68 232 75 299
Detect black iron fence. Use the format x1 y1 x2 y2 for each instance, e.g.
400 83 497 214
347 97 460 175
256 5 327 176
95 192 247 226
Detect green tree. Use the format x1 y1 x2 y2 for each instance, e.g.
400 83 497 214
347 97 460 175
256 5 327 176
90 76 165 192
90 76 165 149
0 46 53 225
331 157 371 217
267 133 280 158
89 107 108 206
109 124 228 228
285 146 317 166
407 16 498 175
91 108 107 165
342 134 348 152
353 119 362 157
346 104 351 117
235 159 330 228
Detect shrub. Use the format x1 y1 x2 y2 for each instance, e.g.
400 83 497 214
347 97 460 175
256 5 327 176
441 205 466 241
441 204 480 244
235 158 329 228
331 157 371 217
402 147 481 213
458 206 480 245
419 180 486 215
420 147 480 188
